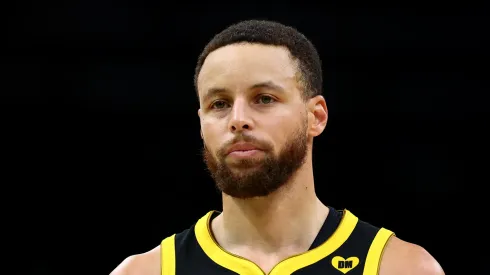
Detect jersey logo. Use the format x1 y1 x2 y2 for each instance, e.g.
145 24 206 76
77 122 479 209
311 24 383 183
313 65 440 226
331 256 359 274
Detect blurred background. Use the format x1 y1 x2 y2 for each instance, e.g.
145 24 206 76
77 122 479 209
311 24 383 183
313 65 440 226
4 2 488 274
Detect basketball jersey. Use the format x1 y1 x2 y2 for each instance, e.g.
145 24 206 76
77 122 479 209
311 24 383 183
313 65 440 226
160 207 394 275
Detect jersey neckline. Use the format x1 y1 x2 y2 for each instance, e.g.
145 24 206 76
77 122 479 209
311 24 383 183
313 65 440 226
194 208 359 275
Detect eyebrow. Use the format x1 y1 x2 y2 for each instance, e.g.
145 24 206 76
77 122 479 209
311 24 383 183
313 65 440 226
202 81 285 102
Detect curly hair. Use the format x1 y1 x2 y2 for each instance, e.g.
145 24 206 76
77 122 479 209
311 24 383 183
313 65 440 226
194 20 323 100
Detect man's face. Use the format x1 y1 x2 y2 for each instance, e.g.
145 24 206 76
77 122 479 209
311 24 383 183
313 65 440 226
197 43 313 199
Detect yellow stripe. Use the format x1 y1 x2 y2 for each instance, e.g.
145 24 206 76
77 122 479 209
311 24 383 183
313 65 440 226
161 234 176 275
195 209 358 275
195 211 264 274
269 210 358 274
363 228 394 275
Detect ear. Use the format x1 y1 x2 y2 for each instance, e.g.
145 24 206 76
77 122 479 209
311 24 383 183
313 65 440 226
198 108 204 139
307 95 328 137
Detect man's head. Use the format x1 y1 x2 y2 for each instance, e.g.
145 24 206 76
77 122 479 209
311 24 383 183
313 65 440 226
195 20 328 199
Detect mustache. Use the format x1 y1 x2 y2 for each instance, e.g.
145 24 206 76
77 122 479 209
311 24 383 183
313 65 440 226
227 134 258 145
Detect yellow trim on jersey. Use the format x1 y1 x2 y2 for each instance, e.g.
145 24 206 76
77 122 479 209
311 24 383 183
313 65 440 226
195 211 264 274
363 228 394 275
269 210 358 274
195 209 359 275
161 234 176 275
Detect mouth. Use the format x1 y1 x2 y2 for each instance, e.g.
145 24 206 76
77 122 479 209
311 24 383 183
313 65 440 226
228 149 262 158
226 142 264 158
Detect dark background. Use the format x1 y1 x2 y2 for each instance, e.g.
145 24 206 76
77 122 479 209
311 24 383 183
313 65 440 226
5 2 488 275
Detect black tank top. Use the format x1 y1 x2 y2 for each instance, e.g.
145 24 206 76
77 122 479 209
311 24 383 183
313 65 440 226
161 207 394 275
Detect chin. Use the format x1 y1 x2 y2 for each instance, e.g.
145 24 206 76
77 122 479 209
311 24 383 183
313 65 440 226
228 162 265 171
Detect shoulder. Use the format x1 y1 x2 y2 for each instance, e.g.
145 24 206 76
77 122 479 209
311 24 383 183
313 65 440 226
109 245 161 275
379 235 445 275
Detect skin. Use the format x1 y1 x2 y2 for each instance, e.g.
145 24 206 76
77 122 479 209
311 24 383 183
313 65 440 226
110 43 445 275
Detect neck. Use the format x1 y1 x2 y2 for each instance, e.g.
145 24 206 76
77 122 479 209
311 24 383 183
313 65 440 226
212 159 329 253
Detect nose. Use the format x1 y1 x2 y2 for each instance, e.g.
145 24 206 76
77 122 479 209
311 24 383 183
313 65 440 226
228 99 254 133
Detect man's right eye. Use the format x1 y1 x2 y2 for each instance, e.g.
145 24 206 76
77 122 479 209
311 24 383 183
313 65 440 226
211 100 229 109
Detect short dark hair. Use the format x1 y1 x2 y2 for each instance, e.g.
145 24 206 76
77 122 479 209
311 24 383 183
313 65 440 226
194 20 323 100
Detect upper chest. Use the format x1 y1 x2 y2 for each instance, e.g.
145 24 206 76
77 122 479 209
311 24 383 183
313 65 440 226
167 209 390 275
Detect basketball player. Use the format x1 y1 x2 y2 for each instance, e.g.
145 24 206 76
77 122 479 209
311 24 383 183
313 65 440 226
110 20 445 275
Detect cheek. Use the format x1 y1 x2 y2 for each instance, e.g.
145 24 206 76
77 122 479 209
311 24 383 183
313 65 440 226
201 121 223 150
263 116 299 149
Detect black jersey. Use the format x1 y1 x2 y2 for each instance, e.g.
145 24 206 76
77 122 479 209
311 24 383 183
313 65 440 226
161 207 394 275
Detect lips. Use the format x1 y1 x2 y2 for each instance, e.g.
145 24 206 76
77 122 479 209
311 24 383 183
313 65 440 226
226 142 262 155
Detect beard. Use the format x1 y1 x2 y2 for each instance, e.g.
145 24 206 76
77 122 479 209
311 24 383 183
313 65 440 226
202 121 308 199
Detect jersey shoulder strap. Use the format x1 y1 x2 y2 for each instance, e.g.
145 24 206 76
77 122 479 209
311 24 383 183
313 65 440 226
363 227 394 275
161 234 176 275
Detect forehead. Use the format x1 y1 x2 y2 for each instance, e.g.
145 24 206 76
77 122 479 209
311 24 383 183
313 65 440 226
197 43 300 96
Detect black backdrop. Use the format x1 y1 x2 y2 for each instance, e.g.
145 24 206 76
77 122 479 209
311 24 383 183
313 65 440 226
5 2 488 275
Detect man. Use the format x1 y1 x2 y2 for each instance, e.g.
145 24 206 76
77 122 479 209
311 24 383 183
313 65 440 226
110 20 445 275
